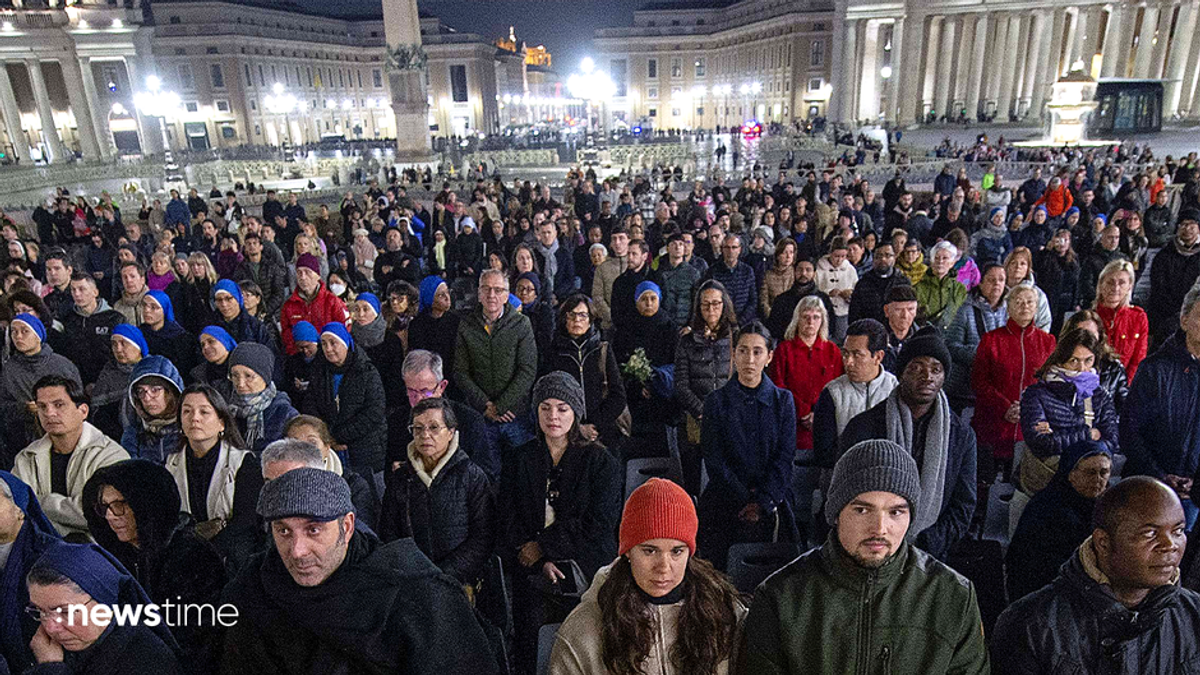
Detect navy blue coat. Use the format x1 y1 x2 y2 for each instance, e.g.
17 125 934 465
1121 330 1200 479
839 399 978 561
1020 379 1119 458
704 260 759 325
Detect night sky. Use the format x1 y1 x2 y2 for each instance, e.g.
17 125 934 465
293 0 648 76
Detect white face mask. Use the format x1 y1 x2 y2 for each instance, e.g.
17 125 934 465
329 283 347 296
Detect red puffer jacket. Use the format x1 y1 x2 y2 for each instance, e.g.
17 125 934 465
971 320 1057 458
768 336 843 451
280 284 348 354
1096 303 1149 382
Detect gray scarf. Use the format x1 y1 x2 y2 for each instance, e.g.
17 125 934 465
352 314 387 349
534 238 560 295
883 388 950 539
230 382 277 449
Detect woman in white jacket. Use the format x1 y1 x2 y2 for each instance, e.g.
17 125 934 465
550 478 745 675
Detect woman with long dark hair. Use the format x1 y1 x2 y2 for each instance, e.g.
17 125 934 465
1061 309 1129 411
1033 227 1079 335
550 478 745 675
165 383 263 572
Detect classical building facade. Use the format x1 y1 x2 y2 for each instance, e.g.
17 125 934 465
0 0 562 163
593 0 836 131
831 0 1200 125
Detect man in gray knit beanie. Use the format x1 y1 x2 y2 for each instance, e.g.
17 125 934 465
740 438 988 675
825 439 921 569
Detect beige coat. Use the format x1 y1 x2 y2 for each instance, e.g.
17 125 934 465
549 562 746 675
591 254 628 329
13 422 129 535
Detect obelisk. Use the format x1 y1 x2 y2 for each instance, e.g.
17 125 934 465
383 0 432 159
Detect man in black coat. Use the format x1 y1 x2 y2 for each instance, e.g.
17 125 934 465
610 240 656 332
222 468 499 675
848 242 910 325
838 329 977 561
1147 209 1200 347
766 258 834 341
992 477 1198 674
56 273 125 387
233 232 288 319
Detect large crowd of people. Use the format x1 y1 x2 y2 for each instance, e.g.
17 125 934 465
0 146 1199 674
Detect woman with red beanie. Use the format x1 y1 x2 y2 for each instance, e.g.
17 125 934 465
549 478 746 675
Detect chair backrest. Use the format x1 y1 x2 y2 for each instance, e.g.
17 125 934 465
624 456 684 501
536 622 562 675
727 542 802 595
476 554 513 640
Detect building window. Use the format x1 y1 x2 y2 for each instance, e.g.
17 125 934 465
177 64 194 90
358 71 363 88
670 57 682 78
610 59 627 97
813 22 826 31
215 100 231 112
184 101 199 113
449 65 468 103
696 106 704 115
249 99 257 110
671 107 681 117
206 47 218 55
647 86 658 99
372 69 383 88
210 64 225 89
307 67 313 87
258 65 265 86
244 64 252 86
102 65 120 91
695 57 706 78
808 77 823 92
169 15 181 24
174 48 186 56
810 40 824 67
647 58 658 79
648 107 657 117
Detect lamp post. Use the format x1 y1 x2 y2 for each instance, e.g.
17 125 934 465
568 57 616 140
264 82 299 160
133 75 182 182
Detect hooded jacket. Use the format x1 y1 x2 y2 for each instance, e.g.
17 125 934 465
812 368 900 469
12 422 129 535
551 562 747 675
674 327 734 419
993 539 1200 674
739 535 988 675
913 271 967 333
221 531 500 675
380 432 495 584
120 356 185 464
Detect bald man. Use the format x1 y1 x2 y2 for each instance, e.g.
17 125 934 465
993 477 1199 673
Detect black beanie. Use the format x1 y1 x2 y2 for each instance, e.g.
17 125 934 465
894 326 952 377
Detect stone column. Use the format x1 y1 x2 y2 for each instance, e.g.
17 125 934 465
59 56 102 161
1150 4 1173 78
1166 1 1199 113
1021 11 1048 117
885 17 904 123
953 15 975 110
77 57 113 160
26 59 69 164
984 15 1009 110
831 18 859 123
934 16 957 120
965 13 988 120
0 63 31 163
859 21 882 121
1063 9 1081 69
996 15 1021 120
123 56 164 156
1101 3 1126 77
383 0 432 159
921 16 943 116
1012 16 1031 110
1133 4 1161 77
896 13 926 126
1182 5 1200 117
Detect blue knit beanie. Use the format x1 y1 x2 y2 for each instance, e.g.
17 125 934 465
212 278 244 308
12 313 45 343
356 292 382 318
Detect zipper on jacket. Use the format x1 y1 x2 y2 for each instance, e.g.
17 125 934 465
856 572 876 675
878 645 892 675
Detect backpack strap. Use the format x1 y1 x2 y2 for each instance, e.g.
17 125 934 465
599 341 610 397
972 305 987 339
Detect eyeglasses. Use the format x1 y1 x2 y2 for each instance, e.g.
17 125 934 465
406 387 439 400
408 423 448 437
94 499 129 518
479 285 508 296
565 310 590 321
700 301 724 309
133 385 165 400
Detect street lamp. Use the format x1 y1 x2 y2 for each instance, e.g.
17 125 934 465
133 75 181 161
264 82 299 157
880 66 893 80
567 61 616 137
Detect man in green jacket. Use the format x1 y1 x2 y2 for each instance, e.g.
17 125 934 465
454 269 539 452
739 439 989 675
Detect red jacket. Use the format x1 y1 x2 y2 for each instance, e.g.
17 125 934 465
971 320 1056 457
769 336 843 451
280 284 348 354
1097 303 1148 382
1034 184 1074 218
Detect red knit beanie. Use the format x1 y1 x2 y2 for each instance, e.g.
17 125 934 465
618 478 698 555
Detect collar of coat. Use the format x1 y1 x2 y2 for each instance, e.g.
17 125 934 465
819 530 910 588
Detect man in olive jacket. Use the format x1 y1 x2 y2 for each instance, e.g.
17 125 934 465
454 269 539 452
739 439 989 675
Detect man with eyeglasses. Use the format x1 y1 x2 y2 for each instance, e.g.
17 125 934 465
704 228 758 326
454 269 538 458
12 375 128 536
386 350 499 482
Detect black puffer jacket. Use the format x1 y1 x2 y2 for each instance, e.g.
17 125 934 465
500 438 621 579
380 437 494 584
539 328 628 445
1097 357 1129 415
303 346 388 473
993 544 1200 674
673 328 732 418
848 267 911 325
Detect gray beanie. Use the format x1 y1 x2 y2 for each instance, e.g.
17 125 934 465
532 371 586 421
228 342 276 384
825 439 922 526
257 467 354 522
